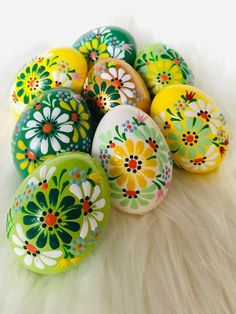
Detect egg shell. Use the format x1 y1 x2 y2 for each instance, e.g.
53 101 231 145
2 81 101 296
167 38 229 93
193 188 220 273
134 43 194 97
12 88 93 178
92 105 172 214
10 47 88 116
84 58 151 124
150 84 230 173
73 26 136 69
6 152 111 275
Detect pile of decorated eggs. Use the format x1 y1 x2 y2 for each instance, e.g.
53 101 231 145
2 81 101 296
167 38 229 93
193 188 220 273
6 25 229 274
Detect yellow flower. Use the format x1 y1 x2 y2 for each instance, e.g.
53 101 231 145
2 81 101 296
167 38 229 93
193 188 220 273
109 140 157 190
55 257 81 270
60 99 90 141
79 39 109 66
16 140 40 174
146 60 183 95
88 172 101 183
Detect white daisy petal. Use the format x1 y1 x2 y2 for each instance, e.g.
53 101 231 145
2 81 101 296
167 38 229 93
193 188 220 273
51 107 61 120
24 254 33 266
51 137 61 152
30 136 41 151
70 184 83 200
206 103 213 112
45 166 56 180
63 80 72 87
118 68 125 80
80 218 89 238
123 82 135 89
14 248 26 256
206 145 215 156
109 67 117 78
33 111 44 122
26 120 38 128
34 257 44 269
101 73 113 80
211 112 219 118
43 107 51 120
25 129 37 139
39 165 47 179
82 181 91 198
200 164 207 171
122 74 131 82
28 177 39 185
57 124 73 133
192 165 199 171
209 123 217 135
207 153 218 161
16 223 26 242
52 71 59 81
185 111 196 117
91 185 101 202
12 235 24 247
56 113 69 124
41 138 49 155
93 199 105 210
206 161 216 166
39 255 56 266
198 100 205 110
190 102 200 111
88 216 98 231
122 88 134 98
42 250 62 258
91 211 104 221
211 119 221 126
119 91 127 103
56 133 70 143
59 72 66 82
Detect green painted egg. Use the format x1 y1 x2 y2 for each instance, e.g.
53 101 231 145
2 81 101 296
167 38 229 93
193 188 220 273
73 26 136 68
134 43 194 97
12 88 93 178
6 152 111 275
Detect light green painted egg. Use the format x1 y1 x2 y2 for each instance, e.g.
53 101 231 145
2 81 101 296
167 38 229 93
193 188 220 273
6 152 111 275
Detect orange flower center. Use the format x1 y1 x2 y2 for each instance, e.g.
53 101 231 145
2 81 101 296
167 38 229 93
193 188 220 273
160 74 168 81
29 79 36 87
90 51 97 60
45 214 57 226
41 182 48 190
126 190 137 197
186 134 194 143
113 79 122 88
43 123 52 133
26 150 36 160
128 159 137 169
97 98 104 107
200 112 208 119
26 243 37 254
174 58 180 65
193 157 204 163
77 243 83 250
72 112 78 122
83 201 90 213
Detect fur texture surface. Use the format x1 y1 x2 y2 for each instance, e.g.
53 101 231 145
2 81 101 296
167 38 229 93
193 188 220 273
0 1 236 313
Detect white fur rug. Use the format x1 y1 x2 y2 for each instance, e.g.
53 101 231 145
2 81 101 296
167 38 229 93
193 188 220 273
0 1 236 313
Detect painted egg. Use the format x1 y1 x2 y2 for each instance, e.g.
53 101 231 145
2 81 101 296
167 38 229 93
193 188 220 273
73 26 136 69
6 152 111 274
92 105 172 214
134 43 194 97
150 85 229 173
84 58 151 124
10 47 88 116
12 88 93 178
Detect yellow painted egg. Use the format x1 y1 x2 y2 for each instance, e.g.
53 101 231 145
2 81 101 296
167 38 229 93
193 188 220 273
150 85 229 173
84 58 151 123
10 47 88 117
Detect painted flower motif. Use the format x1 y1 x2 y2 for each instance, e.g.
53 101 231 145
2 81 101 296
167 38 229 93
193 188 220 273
89 227 102 244
174 99 188 111
15 140 41 174
101 67 135 103
145 60 183 95
23 188 81 249
12 194 23 214
92 27 111 39
185 100 221 134
60 99 90 141
15 63 52 105
82 137 92 152
219 113 227 126
52 71 72 88
167 117 211 158
79 39 109 65
107 45 125 59
70 182 105 239
66 143 79 152
69 168 87 186
22 183 37 201
25 106 73 154
12 223 62 269
122 120 137 133
70 237 87 255
111 183 156 210
57 60 70 73
132 89 144 102
154 111 172 131
121 42 134 54
217 129 227 142
109 139 157 190
87 81 120 113
180 145 219 171
56 91 72 102
161 165 171 182
99 148 111 168
28 165 56 190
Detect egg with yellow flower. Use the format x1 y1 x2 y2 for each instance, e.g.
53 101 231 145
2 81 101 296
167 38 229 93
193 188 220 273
10 47 88 117
92 105 172 214
150 85 230 173
134 43 194 97
12 88 93 178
